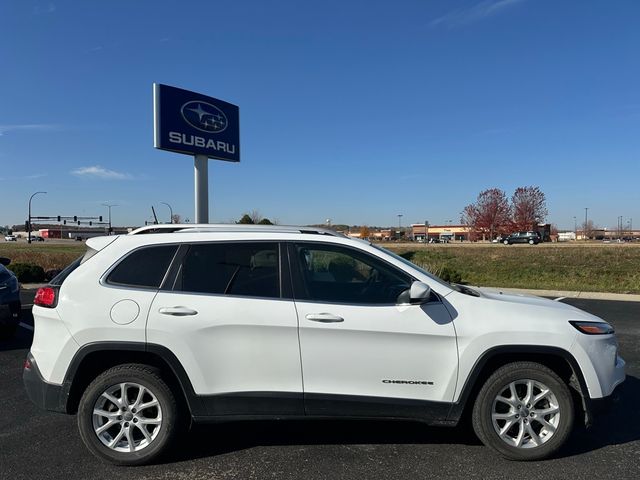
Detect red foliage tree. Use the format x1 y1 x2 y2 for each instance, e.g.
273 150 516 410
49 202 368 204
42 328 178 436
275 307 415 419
511 186 548 231
461 188 511 241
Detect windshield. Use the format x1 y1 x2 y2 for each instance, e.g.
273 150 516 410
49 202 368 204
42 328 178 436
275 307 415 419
370 244 453 290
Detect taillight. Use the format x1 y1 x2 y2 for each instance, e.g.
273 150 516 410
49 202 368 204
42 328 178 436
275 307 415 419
34 287 57 308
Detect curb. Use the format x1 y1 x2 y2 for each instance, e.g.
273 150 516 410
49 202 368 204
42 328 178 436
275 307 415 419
494 287 640 303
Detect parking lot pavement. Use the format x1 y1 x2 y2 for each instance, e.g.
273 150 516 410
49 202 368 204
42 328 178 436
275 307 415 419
1 298 638 480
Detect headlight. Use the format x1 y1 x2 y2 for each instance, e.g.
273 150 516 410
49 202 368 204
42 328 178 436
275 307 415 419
570 321 614 335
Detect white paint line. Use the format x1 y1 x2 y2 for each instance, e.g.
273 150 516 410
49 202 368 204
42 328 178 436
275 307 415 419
554 297 566 302
19 322 34 331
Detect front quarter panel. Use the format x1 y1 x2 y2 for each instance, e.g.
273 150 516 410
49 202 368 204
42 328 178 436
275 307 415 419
446 292 595 402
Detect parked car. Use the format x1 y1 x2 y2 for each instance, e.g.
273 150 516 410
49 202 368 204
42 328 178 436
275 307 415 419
4 235 17 242
0 257 21 339
24 224 625 465
32 236 45 242
503 231 541 245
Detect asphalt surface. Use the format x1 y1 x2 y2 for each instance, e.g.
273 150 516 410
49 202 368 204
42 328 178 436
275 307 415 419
0 294 638 479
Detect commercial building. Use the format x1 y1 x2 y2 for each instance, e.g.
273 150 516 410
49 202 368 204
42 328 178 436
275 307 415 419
411 224 470 242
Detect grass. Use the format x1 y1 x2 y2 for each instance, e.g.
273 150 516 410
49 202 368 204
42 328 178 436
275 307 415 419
0 242 86 272
384 243 640 294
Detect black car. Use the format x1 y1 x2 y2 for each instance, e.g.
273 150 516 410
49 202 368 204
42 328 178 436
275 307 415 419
0 257 21 339
503 231 541 245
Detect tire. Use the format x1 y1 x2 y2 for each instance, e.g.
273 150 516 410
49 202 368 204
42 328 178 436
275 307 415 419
503 240 509 245
0 324 18 340
77 364 182 466
472 361 574 461
528 239 534 245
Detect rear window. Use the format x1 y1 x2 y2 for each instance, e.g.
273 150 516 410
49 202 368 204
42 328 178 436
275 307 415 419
49 247 99 286
107 245 178 289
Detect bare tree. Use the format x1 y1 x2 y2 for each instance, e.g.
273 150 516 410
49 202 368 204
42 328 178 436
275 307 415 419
249 210 263 224
582 220 595 240
171 214 182 224
461 188 511 241
360 225 371 239
511 186 548 231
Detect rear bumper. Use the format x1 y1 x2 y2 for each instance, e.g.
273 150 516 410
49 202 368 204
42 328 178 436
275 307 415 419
23 352 68 413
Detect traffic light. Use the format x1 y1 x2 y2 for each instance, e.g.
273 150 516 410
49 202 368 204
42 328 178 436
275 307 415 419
77 221 81 226
99 216 103 222
89 221 92 226
63 220 67 225
25 221 29 231
73 216 77 222
57 216 61 222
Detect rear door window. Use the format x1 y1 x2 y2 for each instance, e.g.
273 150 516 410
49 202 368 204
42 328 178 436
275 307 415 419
175 242 280 299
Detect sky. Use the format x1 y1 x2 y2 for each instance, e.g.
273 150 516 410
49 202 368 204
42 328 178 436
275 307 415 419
1 0 638 230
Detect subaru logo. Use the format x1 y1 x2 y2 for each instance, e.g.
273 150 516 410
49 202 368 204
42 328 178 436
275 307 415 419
181 101 228 133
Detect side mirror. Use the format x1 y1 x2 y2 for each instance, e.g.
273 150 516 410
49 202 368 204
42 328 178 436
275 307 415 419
0 257 10 266
397 281 432 305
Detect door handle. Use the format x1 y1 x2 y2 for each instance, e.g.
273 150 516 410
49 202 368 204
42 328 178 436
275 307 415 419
158 306 198 316
305 313 344 323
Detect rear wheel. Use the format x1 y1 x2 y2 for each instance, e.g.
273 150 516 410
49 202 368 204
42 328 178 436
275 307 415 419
503 240 509 245
472 362 574 461
78 364 182 465
528 239 535 245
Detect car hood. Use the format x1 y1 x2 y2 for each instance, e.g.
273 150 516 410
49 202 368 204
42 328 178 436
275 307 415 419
472 286 597 318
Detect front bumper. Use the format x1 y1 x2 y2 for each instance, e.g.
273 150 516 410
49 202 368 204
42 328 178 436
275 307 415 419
589 380 623 417
23 352 68 413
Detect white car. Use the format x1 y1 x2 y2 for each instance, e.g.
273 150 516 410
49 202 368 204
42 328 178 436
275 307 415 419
23 224 625 465
4 235 17 241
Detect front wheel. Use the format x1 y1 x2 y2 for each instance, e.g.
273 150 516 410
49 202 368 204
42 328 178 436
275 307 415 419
472 362 574 461
77 364 182 465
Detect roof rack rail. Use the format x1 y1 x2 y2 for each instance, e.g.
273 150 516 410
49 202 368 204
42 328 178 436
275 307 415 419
128 224 344 237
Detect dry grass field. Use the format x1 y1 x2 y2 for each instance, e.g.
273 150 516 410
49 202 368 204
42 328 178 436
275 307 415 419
384 242 640 294
1 240 639 294
0 241 86 272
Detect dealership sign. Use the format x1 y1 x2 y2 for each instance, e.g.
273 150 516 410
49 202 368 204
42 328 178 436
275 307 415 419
153 84 240 162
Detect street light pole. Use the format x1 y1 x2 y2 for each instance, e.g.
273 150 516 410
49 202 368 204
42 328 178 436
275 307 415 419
573 216 577 241
102 204 118 235
397 214 403 239
584 208 589 241
28 191 47 244
161 202 174 223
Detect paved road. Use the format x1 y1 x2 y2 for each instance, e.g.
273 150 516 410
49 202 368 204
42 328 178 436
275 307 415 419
1 298 638 480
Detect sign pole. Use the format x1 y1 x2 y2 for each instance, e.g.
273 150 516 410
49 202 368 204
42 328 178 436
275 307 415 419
194 154 209 223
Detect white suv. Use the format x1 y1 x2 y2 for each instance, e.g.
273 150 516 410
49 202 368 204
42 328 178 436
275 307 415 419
23 225 625 465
